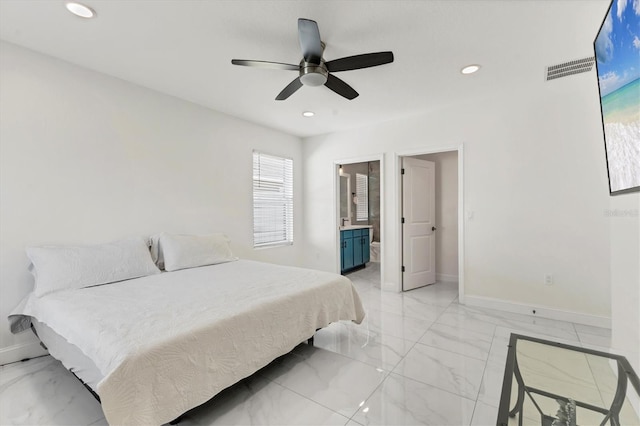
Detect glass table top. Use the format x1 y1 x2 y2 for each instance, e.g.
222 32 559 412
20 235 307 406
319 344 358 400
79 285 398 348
497 334 640 426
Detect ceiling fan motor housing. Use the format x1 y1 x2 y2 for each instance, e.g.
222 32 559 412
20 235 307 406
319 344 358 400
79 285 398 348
300 61 328 86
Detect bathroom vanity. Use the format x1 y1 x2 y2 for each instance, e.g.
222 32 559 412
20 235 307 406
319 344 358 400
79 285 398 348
340 225 371 274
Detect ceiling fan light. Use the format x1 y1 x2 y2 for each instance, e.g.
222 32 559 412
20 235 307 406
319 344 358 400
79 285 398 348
65 2 96 18
300 63 328 86
302 111 315 117
300 72 327 87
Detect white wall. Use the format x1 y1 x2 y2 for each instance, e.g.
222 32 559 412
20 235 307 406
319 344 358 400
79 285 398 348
0 42 303 363
609 193 640 371
415 152 458 281
302 71 612 324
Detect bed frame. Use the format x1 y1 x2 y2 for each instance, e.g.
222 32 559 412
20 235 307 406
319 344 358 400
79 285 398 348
29 323 316 424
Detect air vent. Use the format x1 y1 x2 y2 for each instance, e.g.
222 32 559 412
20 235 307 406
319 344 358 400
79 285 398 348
545 57 595 81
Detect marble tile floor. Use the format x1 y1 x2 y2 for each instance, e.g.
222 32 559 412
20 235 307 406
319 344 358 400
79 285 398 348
0 263 619 426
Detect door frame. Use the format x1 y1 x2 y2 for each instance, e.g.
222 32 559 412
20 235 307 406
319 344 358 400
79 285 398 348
395 145 465 303
333 154 385 283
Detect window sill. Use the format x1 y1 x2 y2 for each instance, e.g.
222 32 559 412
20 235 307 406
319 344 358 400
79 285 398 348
253 242 294 250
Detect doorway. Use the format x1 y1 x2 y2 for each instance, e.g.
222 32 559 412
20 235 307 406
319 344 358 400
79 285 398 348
335 155 384 290
400 149 461 296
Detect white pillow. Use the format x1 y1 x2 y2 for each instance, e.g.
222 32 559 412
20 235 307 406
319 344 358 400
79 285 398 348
148 233 164 270
27 237 161 297
159 233 237 272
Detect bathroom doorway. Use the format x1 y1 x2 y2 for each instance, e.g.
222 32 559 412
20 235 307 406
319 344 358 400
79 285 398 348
335 155 384 290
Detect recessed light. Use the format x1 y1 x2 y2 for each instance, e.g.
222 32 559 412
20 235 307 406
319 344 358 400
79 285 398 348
461 64 481 75
302 111 315 117
65 2 96 18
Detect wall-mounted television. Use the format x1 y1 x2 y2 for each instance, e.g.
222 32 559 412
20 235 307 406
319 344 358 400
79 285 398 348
594 0 640 195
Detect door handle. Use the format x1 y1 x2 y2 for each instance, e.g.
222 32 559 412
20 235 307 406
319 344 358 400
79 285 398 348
432 226 437 231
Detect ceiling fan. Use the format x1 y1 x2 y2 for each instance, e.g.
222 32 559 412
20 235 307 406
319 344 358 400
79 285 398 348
231 18 394 101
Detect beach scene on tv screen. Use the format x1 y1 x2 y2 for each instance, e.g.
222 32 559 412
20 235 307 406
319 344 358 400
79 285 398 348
595 0 640 192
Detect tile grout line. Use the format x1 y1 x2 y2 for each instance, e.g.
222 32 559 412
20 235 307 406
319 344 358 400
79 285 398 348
258 373 353 423
344 278 464 423
471 325 500 423
342 277 512 423
260 345 380 424
344 268 415 424
571 320 582 345
381 282 487 410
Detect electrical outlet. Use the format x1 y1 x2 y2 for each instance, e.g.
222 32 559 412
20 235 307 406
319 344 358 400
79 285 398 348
544 274 553 286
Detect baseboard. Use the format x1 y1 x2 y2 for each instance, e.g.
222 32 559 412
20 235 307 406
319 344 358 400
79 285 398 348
436 273 458 283
0 341 48 366
464 295 611 329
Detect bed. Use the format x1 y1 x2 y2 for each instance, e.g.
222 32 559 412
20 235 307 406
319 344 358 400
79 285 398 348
9 234 365 425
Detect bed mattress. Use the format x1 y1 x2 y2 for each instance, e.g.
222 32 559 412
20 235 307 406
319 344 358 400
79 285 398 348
11 259 365 425
32 319 103 391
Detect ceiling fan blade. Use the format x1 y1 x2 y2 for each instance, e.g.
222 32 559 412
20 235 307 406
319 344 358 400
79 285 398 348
324 74 359 100
231 59 299 71
325 52 394 72
298 18 323 64
276 77 303 100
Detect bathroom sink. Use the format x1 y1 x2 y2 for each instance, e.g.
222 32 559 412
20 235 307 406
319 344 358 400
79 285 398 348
339 225 373 230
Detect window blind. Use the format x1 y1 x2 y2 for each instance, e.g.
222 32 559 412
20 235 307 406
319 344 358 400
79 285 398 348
356 173 368 221
253 151 293 247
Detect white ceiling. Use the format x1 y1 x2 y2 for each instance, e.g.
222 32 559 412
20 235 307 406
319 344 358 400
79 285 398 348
0 0 609 138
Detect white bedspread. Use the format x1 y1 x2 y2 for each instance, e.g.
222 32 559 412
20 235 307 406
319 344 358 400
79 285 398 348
10 260 365 425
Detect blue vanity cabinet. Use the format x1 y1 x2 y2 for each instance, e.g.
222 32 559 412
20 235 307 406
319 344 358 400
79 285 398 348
341 230 354 272
341 228 370 274
352 229 363 268
362 230 370 264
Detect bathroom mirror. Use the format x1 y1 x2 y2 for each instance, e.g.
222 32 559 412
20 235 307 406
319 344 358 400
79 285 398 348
339 174 351 224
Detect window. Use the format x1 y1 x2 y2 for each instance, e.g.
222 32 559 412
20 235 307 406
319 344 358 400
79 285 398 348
253 151 293 248
356 173 368 221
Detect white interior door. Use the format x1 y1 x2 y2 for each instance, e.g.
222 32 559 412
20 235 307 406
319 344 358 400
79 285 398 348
402 157 436 291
